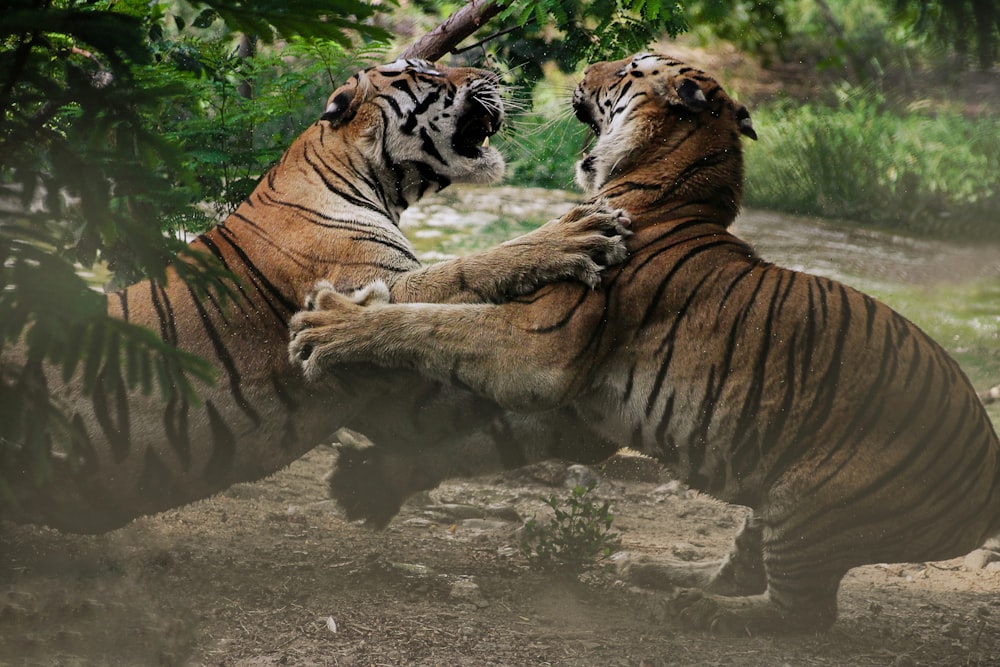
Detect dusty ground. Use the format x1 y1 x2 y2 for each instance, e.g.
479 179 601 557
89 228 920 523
2 448 998 667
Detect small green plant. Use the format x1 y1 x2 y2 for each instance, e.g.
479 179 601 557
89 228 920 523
520 483 621 571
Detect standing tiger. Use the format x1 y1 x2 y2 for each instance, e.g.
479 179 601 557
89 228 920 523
289 53 1000 634
1 58 630 534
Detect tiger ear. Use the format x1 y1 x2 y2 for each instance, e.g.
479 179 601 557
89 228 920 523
735 104 758 141
675 79 709 111
320 72 372 127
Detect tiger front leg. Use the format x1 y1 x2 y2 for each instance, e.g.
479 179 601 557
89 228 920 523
508 199 632 291
289 286 591 411
391 200 631 304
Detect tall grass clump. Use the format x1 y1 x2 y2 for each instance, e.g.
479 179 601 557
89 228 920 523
746 86 1000 239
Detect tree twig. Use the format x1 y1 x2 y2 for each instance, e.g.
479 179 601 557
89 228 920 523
401 0 506 62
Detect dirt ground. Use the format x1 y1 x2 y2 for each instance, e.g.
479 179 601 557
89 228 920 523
2 447 998 667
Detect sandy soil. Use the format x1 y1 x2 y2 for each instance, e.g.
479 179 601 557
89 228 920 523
2 447 998 667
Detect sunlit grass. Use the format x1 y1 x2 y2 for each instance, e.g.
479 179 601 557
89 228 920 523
744 87 1000 239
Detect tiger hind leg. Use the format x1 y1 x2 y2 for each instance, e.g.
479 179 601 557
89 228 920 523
667 515 849 634
617 514 767 596
669 571 841 635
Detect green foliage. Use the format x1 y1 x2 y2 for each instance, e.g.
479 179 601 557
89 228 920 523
142 32 383 228
520 483 621 571
744 86 1000 238
891 0 1000 69
0 0 389 505
494 112 588 190
488 0 688 87
685 0 788 62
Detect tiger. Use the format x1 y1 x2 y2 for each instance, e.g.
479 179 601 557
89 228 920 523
288 52 1000 634
0 58 631 534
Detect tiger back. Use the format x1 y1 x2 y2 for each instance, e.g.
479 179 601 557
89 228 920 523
290 53 1000 634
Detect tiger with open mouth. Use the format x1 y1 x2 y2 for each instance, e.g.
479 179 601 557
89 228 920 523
2 58 629 533
289 53 1000 634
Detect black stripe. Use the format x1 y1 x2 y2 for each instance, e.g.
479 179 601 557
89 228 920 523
302 144 387 216
91 361 132 463
184 282 262 427
270 371 299 451
419 127 448 166
203 400 236 484
116 291 129 322
216 226 298 318
641 240 750 417
529 287 590 334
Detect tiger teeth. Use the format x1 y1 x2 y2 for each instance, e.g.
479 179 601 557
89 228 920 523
482 137 489 147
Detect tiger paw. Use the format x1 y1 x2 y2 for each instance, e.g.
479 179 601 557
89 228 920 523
669 589 834 635
288 280 390 380
671 589 752 635
531 200 631 289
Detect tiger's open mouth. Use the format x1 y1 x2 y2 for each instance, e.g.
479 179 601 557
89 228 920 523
453 96 502 159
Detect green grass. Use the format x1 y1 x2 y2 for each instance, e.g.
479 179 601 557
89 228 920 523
744 87 1000 239
848 278 1000 423
505 83 1000 241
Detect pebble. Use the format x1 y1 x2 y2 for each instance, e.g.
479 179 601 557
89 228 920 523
449 580 488 608
390 562 432 577
670 542 701 561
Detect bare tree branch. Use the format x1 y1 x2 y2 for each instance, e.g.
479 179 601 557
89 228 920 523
401 0 506 62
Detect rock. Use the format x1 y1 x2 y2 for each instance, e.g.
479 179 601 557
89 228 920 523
965 548 1000 571
670 542 701 561
503 460 569 486
484 504 521 522
458 519 511 532
653 480 686 497
598 453 665 482
425 503 487 520
449 579 488 608
564 464 600 490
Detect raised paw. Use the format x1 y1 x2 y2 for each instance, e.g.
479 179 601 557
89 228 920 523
288 280 389 380
530 200 632 289
563 199 632 268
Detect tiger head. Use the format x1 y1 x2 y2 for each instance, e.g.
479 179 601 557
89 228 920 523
573 53 757 218
320 58 505 194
